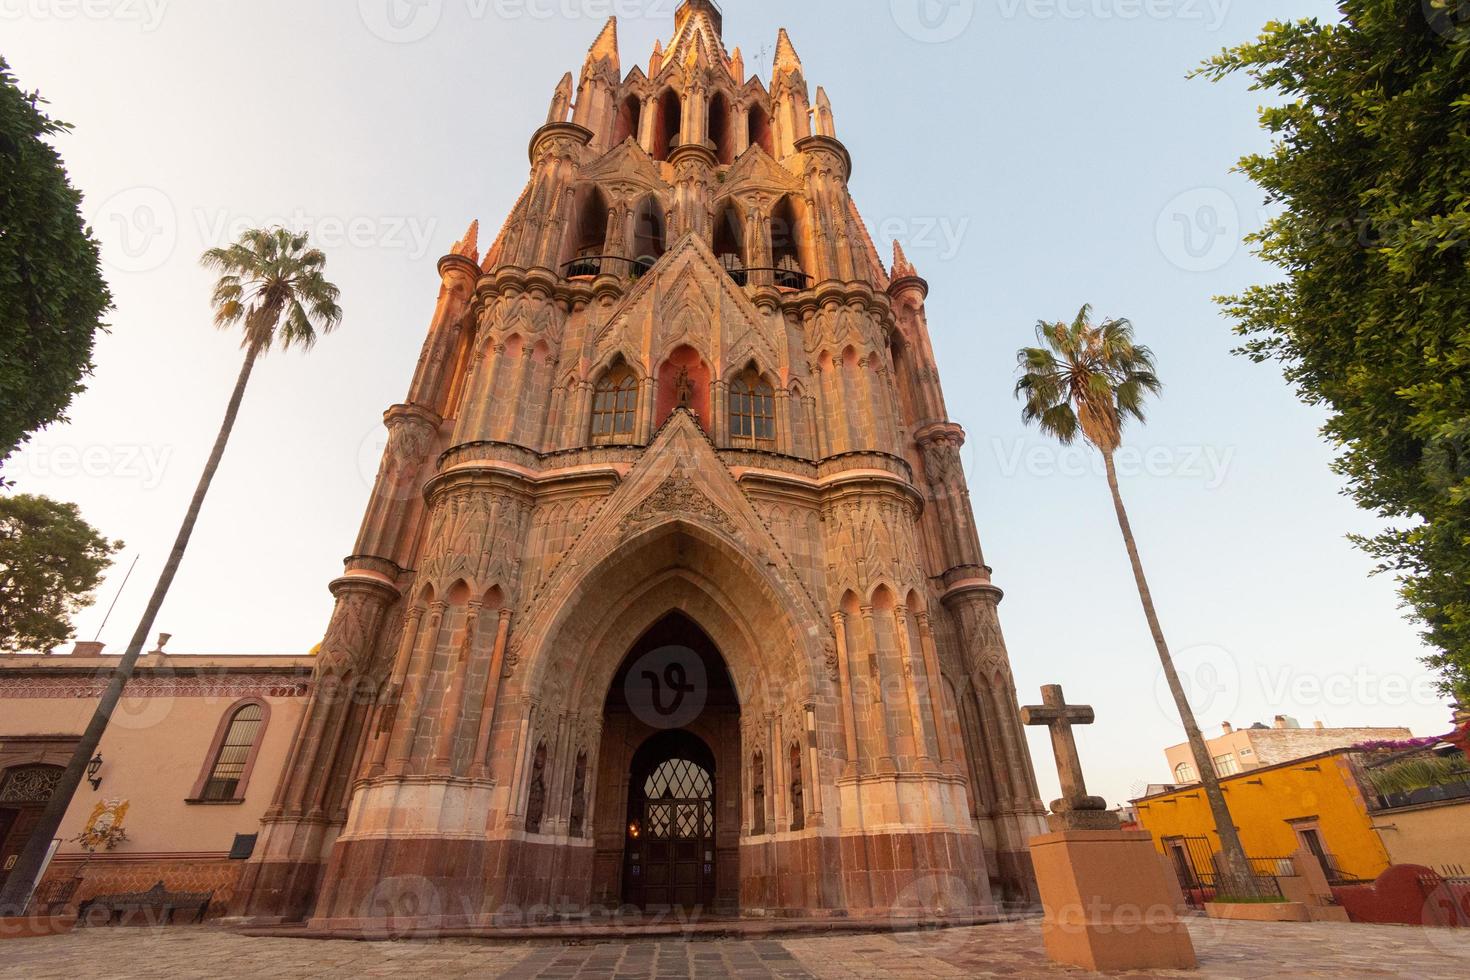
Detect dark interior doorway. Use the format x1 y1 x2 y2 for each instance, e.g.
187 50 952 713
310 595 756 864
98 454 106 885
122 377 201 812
622 730 717 911
605 612 738 912
0 765 64 893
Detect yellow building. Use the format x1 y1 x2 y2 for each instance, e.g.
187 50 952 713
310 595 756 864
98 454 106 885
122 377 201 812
1134 748 1392 884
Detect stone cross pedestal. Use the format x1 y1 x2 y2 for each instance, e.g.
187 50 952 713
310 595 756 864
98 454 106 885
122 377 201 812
1022 684 1197 973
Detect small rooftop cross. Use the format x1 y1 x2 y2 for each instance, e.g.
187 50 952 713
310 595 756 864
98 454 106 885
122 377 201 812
1022 684 1112 828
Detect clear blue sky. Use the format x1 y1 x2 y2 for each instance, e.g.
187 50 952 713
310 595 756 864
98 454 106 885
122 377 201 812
5 0 1455 808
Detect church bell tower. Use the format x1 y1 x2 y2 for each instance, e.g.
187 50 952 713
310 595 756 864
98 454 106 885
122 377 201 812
234 0 1047 927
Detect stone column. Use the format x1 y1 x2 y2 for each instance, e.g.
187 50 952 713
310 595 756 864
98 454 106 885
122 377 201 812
894 606 933 768
831 611 861 776
636 376 657 443
914 611 955 767
357 405 440 568
802 701 823 825
432 600 482 772
711 378 729 443
387 601 445 772
774 389 792 455
471 609 513 778
637 94 657 153
233 568 399 922
860 604 896 772
733 103 750 157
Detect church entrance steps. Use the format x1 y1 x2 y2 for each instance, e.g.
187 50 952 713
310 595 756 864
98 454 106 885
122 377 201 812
233 909 1028 944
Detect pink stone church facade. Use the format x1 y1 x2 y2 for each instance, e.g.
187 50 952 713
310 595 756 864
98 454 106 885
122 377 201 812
222 1 1047 926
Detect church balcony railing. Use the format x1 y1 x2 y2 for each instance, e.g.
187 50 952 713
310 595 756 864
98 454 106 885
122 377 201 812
561 256 811 291
731 266 812 290
560 255 656 281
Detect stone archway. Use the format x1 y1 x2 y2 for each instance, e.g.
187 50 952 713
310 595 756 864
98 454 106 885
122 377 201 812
596 613 740 912
509 515 843 915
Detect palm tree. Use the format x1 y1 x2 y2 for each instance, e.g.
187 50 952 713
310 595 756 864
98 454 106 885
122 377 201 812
0 228 341 913
1015 304 1256 893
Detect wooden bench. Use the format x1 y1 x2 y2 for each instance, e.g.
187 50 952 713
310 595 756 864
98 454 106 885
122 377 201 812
76 881 213 926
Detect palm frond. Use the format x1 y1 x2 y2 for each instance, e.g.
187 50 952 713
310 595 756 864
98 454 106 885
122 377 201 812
1015 305 1162 452
199 225 343 353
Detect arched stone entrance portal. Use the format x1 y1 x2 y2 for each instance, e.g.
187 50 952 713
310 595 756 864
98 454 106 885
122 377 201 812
595 612 741 913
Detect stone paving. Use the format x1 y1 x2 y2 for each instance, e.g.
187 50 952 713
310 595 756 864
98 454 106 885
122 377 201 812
2 918 1468 978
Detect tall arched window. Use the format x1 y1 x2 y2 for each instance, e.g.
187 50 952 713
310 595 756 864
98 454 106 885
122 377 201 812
709 91 733 164
565 186 609 277
789 743 805 832
592 366 639 443
1174 762 1197 784
526 741 548 834
751 751 766 835
653 89 682 161
729 371 775 443
770 196 807 288
632 196 667 277
613 93 642 147
195 701 266 802
714 204 745 285
747 103 774 156
568 749 589 838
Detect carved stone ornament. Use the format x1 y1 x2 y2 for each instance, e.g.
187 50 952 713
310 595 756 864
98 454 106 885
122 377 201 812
621 474 736 534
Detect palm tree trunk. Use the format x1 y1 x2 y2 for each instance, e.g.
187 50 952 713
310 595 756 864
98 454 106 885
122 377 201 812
1101 449 1257 892
0 344 262 914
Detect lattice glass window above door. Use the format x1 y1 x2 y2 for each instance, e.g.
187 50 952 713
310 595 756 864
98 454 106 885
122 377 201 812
0 765 63 804
644 759 712 801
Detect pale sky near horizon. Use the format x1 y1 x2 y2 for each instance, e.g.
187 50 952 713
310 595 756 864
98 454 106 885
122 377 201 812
4 0 1456 810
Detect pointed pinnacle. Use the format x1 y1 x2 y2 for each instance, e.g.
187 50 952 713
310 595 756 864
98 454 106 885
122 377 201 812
454 219 480 260
587 16 618 64
892 240 916 279
774 28 802 73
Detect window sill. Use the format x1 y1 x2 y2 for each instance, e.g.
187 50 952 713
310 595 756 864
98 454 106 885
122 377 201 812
184 798 246 806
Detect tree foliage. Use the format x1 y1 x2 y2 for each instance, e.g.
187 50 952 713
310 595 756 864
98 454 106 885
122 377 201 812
0 55 113 469
1015 305 1163 454
1198 2 1470 699
201 226 342 353
0 494 120 654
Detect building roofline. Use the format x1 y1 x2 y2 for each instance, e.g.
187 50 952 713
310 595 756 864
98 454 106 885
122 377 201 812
1132 746 1362 804
1163 724 1416 755
0 652 317 677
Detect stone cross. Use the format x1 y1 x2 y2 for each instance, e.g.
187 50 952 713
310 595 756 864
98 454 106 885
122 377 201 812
1022 685 1115 830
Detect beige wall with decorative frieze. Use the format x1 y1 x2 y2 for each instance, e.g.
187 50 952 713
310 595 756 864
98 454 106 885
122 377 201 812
0 655 312 860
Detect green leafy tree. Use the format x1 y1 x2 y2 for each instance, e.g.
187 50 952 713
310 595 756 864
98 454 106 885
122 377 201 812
0 494 119 654
1016 306 1258 891
0 228 342 913
1196 2 1470 700
0 55 113 469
